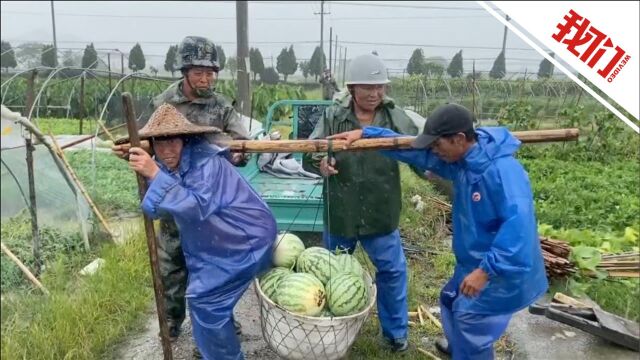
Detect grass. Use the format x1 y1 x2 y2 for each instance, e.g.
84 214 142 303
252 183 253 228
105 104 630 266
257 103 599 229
34 117 98 136
304 87 323 100
65 149 140 217
1 227 153 360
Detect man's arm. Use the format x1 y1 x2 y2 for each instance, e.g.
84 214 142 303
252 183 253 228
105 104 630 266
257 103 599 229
141 156 226 221
222 107 250 140
478 160 538 278
303 107 331 175
361 126 457 180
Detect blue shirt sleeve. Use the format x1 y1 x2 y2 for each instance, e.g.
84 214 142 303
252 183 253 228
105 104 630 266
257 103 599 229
362 126 457 180
141 158 223 222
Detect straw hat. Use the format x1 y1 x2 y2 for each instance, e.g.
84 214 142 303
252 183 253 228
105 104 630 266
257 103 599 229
115 103 221 144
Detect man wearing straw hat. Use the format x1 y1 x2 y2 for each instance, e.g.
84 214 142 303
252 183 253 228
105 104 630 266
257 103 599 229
304 54 419 353
112 36 250 342
121 103 277 360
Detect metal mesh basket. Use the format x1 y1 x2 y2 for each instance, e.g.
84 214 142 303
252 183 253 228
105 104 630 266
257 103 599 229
255 272 377 360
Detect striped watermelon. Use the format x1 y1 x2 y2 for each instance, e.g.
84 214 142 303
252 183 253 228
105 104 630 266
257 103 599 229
296 247 340 285
317 308 334 318
274 273 326 316
335 253 365 278
272 232 305 269
326 273 369 316
259 267 293 301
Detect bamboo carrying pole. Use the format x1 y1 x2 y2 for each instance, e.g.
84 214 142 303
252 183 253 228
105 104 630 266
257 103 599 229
122 92 173 360
49 131 114 246
60 123 125 150
225 128 580 153
1 242 49 295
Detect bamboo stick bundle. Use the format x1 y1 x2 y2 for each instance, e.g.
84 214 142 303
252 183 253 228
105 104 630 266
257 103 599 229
542 249 576 278
540 237 571 258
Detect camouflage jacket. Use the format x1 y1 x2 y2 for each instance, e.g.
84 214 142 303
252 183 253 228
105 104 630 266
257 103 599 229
151 81 249 142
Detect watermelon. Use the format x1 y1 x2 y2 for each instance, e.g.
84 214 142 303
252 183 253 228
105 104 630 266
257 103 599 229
274 273 326 316
326 273 369 316
259 267 293 300
335 253 365 278
272 232 305 269
317 308 334 318
296 247 340 285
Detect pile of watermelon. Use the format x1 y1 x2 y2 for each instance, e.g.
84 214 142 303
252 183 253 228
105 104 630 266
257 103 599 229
259 232 370 318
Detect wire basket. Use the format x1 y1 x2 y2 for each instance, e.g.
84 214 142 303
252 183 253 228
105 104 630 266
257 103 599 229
255 272 377 360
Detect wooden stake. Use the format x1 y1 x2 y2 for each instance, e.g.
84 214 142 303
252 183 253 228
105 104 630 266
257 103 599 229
1 242 49 295
97 120 116 142
122 92 173 360
60 123 126 150
49 131 114 245
417 306 425 326
417 347 442 360
421 304 442 330
224 128 580 153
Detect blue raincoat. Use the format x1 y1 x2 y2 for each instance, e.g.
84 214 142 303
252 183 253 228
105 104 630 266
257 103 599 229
141 138 277 360
363 126 548 315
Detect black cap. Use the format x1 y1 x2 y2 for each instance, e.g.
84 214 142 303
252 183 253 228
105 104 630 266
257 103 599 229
411 103 475 149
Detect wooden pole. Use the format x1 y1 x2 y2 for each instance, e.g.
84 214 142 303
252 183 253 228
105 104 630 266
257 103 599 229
49 131 113 247
79 75 85 134
122 92 173 360
342 48 347 87
225 128 580 153
236 1 251 116
60 123 125 150
25 138 42 275
97 120 116 142
1 242 49 295
107 52 112 93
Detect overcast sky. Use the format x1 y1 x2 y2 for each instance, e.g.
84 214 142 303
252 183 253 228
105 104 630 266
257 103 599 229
1 1 552 75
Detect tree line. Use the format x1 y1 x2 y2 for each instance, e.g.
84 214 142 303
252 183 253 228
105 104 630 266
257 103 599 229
1 41 556 81
406 48 555 79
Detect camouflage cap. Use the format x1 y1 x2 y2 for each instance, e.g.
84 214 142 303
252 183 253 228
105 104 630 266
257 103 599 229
176 36 220 71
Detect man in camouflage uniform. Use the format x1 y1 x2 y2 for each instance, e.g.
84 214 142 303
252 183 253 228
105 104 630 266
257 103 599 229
319 68 341 100
112 36 249 341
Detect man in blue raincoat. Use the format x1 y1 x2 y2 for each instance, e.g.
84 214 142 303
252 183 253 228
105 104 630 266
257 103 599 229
328 103 548 360
122 103 277 360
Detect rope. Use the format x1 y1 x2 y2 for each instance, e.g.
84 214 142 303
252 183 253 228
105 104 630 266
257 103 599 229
325 139 334 296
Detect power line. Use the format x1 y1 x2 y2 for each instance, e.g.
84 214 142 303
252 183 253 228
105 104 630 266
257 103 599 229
3 10 489 21
7 38 543 53
328 1 486 11
340 40 543 52
1 10 318 21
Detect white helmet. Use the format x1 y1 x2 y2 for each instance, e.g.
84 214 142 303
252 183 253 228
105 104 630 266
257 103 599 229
345 54 390 85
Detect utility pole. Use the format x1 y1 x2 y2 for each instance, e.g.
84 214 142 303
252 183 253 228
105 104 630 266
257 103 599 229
50 1 58 65
337 46 342 84
334 35 338 72
236 1 251 116
342 47 347 87
315 1 330 92
329 27 332 74
502 15 510 57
